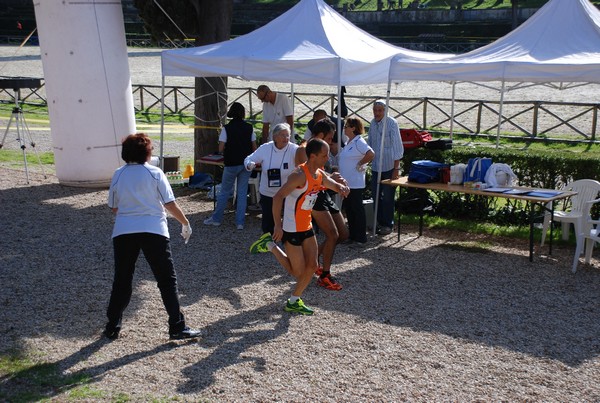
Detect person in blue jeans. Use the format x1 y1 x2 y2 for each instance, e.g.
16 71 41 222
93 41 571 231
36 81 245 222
367 99 404 235
204 102 257 230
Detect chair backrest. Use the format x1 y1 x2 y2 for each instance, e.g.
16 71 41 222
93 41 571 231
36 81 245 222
565 179 600 213
578 197 600 238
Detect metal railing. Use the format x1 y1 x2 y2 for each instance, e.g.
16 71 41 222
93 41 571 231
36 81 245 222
2 83 599 143
134 85 600 142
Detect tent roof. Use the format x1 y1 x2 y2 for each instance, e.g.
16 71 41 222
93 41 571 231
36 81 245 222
389 0 600 83
161 0 449 86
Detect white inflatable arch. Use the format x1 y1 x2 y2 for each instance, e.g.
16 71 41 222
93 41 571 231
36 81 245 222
33 0 136 187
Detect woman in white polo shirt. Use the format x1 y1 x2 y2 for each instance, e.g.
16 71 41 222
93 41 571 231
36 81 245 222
339 117 375 244
104 133 200 341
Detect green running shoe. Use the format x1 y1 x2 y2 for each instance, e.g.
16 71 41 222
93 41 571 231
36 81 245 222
284 298 314 315
249 232 273 254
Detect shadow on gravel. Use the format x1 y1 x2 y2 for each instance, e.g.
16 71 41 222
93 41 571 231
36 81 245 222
0 182 119 343
2 179 599 380
127 50 162 58
1 337 193 400
320 237 600 367
0 181 283 344
0 54 41 62
177 302 291 394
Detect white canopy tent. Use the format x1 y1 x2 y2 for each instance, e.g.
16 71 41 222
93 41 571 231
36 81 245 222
389 0 600 84
160 0 451 234
161 0 448 85
386 0 600 144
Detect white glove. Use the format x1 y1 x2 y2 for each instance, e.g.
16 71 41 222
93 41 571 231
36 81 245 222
246 161 256 171
356 162 367 172
181 224 192 244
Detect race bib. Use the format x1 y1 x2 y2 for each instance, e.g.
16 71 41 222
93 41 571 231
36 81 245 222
300 191 319 210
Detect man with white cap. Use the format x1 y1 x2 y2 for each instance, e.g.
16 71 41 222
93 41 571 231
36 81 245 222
366 99 404 235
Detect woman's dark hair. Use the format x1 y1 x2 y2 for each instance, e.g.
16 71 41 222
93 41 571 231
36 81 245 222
345 116 365 135
227 102 246 119
121 133 152 164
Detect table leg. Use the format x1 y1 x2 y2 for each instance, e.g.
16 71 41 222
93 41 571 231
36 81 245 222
529 201 535 262
418 190 424 237
397 186 402 242
548 201 555 255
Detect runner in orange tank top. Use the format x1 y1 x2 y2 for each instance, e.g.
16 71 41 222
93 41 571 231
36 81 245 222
248 138 350 315
281 163 322 232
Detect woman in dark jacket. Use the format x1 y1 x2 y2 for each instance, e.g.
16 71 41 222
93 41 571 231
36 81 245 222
204 102 257 230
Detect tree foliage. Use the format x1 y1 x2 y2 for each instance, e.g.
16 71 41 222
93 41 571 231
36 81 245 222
133 0 199 41
133 1 234 171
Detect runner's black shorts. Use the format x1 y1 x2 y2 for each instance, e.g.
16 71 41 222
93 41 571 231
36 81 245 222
312 190 340 214
282 229 315 246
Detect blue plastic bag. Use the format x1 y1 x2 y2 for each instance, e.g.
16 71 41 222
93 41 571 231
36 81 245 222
188 172 214 190
408 160 448 184
463 157 492 183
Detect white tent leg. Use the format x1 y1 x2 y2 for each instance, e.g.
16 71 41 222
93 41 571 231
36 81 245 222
160 76 166 170
290 83 296 139
333 83 343 207
450 81 456 141
496 80 506 149
336 84 342 143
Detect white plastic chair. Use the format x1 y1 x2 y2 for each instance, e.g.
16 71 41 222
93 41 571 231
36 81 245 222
572 197 600 272
540 179 600 247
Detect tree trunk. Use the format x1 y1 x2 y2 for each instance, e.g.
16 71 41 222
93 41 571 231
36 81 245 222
192 1 233 175
511 0 519 30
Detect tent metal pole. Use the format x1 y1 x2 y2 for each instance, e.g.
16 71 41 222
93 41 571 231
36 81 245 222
450 81 456 141
291 83 296 139
337 84 342 148
496 80 506 149
336 58 343 148
159 75 166 170
331 83 343 208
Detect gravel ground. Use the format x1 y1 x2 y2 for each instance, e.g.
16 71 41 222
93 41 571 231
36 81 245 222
1 167 600 401
2 45 600 401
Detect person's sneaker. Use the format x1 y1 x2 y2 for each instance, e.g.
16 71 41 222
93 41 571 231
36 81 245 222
102 328 120 340
317 274 343 291
284 298 314 315
377 226 393 235
249 232 273 254
169 327 201 340
237 224 244 230
203 217 221 226
314 265 323 277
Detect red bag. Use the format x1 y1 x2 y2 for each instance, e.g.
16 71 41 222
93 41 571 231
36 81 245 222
400 129 432 149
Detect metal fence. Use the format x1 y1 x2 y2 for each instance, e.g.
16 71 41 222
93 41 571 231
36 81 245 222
2 83 599 143
134 85 600 142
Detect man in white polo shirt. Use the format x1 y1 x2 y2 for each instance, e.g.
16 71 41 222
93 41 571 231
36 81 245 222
256 84 294 144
